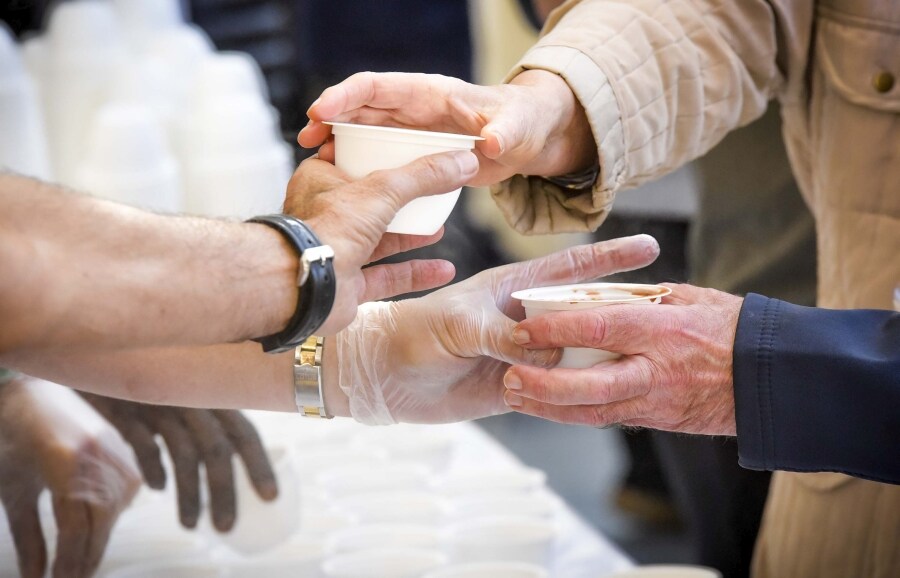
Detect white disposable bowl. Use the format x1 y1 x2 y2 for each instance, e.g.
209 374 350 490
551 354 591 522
350 426 455 472
443 516 556 566
335 490 446 525
424 562 549 578
607 566 723 578
321 548 448 578
326 524 440 554
326 121 482 235
434 468 546 497
511 283 671 369
447 491 556 521
104 562 221 578
316 463 432 498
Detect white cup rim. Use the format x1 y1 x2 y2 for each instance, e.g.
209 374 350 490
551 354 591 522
512 282 672 305
325 121 484 142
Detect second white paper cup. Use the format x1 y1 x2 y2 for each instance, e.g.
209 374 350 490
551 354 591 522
511 283 672 369
326 121 482 235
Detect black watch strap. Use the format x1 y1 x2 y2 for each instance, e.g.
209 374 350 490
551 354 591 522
247 215 336 353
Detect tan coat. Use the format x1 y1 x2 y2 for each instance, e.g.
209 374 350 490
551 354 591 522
492 0 900 575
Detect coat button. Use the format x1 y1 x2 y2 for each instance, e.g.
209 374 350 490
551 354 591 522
872 71 895 93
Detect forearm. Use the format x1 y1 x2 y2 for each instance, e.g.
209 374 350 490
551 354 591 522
733 294 900 484
0 174 297 359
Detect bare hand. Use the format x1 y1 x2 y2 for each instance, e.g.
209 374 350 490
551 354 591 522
504 284 743 435
298 69 596 186
79 395 277 533
282 151 479 334
0 379 141 578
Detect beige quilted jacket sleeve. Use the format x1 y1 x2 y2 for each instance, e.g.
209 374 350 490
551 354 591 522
491 0 785 234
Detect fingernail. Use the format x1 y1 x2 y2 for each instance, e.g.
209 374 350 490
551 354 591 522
505 392 523 408
512 328 530 345
504 370 522 390
454 151 479 176
306 97 321 116
532 348 560 368
493 132 506 155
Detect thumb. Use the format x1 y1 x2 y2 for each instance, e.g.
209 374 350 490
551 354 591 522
480 107 537 161
358 149 479 216
459 307 561 368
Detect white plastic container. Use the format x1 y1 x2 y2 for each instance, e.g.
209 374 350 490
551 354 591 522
424 562 549 578
608 566 723 578
443 516 556 566
335 490 446 525
0 24 51 180
316 463 432 499
434 468 546 497
326 121 481 235
511 283 671 368
446 491 557 521
112 0 183 53
326 524 440 554
75 104 181 213
321 548 448 578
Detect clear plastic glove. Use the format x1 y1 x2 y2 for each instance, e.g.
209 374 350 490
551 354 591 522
332 235 660 425
79 394 277 533
0 378 141 578
298 69 596 187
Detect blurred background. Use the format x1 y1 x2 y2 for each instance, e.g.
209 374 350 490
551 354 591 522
0 1 817 576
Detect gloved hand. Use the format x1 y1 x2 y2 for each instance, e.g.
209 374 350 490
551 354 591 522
78 395 277 532
0 378 141 578
333 235 660 424
298 69 596 187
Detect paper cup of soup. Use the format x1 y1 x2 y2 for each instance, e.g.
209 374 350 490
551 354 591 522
511 283 671 369
325 121 482 235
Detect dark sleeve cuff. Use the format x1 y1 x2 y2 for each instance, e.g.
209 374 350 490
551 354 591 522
733 294 900 484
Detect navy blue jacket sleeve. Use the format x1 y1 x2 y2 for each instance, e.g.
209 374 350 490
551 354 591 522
733 293 900 484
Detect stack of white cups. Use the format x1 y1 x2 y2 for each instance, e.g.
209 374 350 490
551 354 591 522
182 52 292 219
0 23 51 179
42 0 127 184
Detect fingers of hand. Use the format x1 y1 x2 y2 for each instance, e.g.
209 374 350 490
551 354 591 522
284 157 350 215
360 260 456 303
213 411 278 501
154 414 201 529
118 419 166 490
503 393 644 428
504 356 651 406
297 119 332 148
7 500 46 578
369 229 445 263
51 498 89 578
463 309 560 368
179 410 237 533
514 306 655 354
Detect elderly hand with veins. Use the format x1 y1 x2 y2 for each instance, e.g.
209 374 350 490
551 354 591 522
503 284 744 435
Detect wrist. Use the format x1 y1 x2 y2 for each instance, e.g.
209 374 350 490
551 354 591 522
321 336 350 417
241 222 301 338
509 69 596 176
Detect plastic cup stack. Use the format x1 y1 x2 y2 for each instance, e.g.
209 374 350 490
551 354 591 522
112 0 184 54
0 23 52 180
75 104 181 213
43 0 126 184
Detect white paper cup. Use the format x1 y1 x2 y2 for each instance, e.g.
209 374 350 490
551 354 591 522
322 548 448 578
424 562 549 578
433 468 546 497
112 0 183 53
326 121 482 235
350 426 455 472
209 445 301 555
335 490 446 525
607 566 723 578
511 283 672 369
443 516 556 566
326 524 440 554
104 562 222 578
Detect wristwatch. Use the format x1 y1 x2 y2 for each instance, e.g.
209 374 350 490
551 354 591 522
247 215 336 353
294 336 332 418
